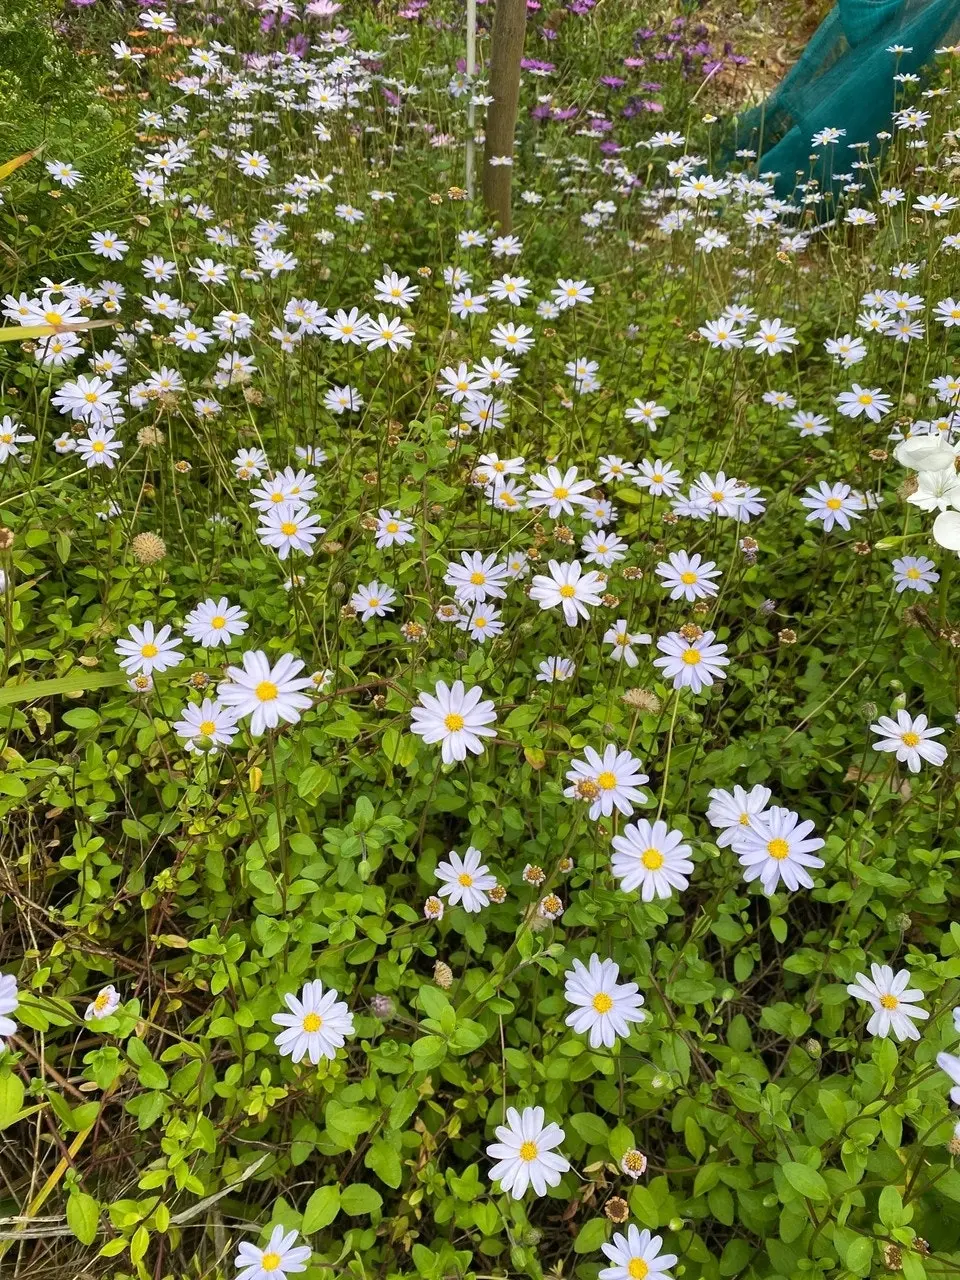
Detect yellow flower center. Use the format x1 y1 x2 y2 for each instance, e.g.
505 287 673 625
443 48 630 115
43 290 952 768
469 571 486 585
93 991 111 1012
615 632 629 645
858 394 873 405
901 731 920 747
199 720 216 735
552 486 570 499
767 838 790 860
45 310 63 325
386 522 399 533
302 1012 323 1032
444 713 465 732
458 872 474 887
280 521 298 536
825 497 842 510
641 848 664 869
680 571 698 585
905 567 920 579
255 681 278 702
519 1141 539 1161
141 643 159 658
558 584 576 598
681 648 701 665
85 391 100 403
711 490 724 501
627 1261 649 1280
652 473 664 483
597 771 617 790
879 994 899 1010
592 992 614 1014
367 597 380 608
211 616 226 628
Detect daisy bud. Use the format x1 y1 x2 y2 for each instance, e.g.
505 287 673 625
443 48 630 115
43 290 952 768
424 896 444 921
190 672 211 690
174 459 192 473
370 994 395 1019
778 629 797 645
522 864 546 886
489 883 507 904
558 856 574 874
622 565 643 580
0 528 13 552
804 1038 821 1058
679 623 703 641
136 425 165 447
620 1149 647 1179
538 893 563 920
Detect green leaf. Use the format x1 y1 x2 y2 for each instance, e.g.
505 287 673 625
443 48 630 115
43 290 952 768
0 669 129 708
302 1185 341 1233
67 1191 100 1246
340 1183 383 1216
782 1162 829 1201
845 1237 874 1275
570 1112 608 1146
0 1073 25 1129
411 1035 447 1071
365 1137 403 1189
879 1184 905 1227
573 1219 609 1253
62 707 101 730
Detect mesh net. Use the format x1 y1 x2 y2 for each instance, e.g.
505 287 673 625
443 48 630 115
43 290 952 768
731 0 960 196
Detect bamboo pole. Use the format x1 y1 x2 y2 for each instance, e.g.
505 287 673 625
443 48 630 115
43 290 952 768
481 0 526 233
465 0 477 200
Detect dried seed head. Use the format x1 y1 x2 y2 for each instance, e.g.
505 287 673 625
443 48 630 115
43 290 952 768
622 687 662 713
433 959 453 987
130 532 166 565
605 1197 630 1223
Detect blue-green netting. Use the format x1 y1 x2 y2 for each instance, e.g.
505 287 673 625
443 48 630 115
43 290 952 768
732 0 960 196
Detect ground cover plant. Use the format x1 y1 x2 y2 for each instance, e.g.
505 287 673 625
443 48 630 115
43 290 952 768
2 1 960 1277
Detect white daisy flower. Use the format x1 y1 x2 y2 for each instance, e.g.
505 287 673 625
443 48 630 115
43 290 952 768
115 621 184 677
732 806 825 895
409 680 497 764
435 846 497 912
217 651 313 736
271 979 354 1064
563 954 646 1048
610 819 694 899
599 1226 678 1280
870 709 947 772
564 745 649 821
847 964 929 1041
485 1106 570 1198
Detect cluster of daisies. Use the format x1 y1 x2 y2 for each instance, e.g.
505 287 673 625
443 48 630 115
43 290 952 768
3 3 960 1276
